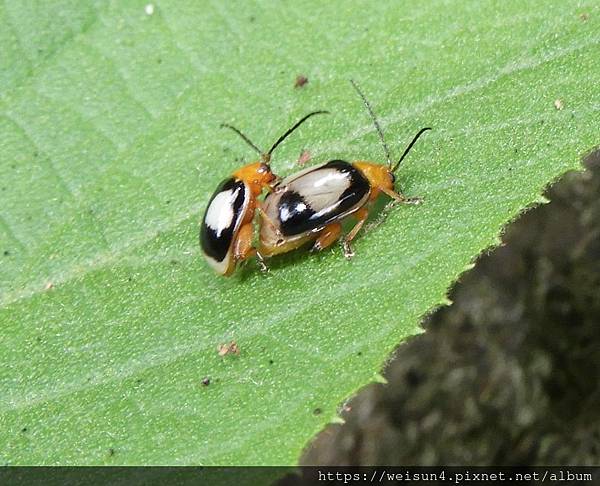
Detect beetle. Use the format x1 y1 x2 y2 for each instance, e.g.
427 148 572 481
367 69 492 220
200 110 328 275
258 80 431 259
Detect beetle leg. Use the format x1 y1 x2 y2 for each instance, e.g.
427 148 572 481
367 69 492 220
264 177 281 192
255 250 269 273
235 223 270 273
381 186 422 205
311 223 342 252
234 223 257 262
342 208 369 259
257 205 283 238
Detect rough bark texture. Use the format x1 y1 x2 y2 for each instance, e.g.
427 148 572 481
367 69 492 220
302 150 600 466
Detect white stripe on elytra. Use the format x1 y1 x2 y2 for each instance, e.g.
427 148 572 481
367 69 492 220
204 187 241 236
289 168 352 210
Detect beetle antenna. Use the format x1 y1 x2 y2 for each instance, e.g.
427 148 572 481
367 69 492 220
220 123 264 157
349 79 392 168
391 127 431 173
267 110 330 158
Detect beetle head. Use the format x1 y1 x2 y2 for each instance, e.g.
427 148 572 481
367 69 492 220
233 162 276 195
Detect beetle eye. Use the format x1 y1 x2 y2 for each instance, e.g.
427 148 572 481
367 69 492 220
258 164 270 174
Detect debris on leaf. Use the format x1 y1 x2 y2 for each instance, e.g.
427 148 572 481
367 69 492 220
218 341 240 356
554 98 564 110
201 377 211 386
294 75 309 88
297 150 311 166
145 4 154 15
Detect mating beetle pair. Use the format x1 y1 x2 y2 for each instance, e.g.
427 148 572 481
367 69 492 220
200 81 431 276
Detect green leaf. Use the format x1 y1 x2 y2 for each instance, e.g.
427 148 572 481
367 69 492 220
1 0 598 465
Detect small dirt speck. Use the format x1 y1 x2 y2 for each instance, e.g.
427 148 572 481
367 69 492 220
218 341 240 356
21 427 28 433
297 150 311 166
201 377 211 386
295 75 309 88
313 408 322 416
268 359 274 365
3 250 9 256
108 448 115 456
579 12 589 21
44 282 54 291
554 99 564 110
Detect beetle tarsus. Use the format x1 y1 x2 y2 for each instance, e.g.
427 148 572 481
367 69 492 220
342 240 355 259
404 195 423 205
384 187 423 206
256 252 269 273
